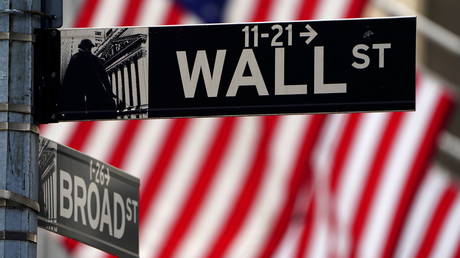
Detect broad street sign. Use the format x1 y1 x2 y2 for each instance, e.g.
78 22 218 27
38 137 139 258
35 16 415 123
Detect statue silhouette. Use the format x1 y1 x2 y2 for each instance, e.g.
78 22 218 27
60 39 118 119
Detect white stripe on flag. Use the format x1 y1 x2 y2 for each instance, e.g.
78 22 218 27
296 114 345 258
62 1 81 27
180 12 202 25
91 0 127 27
314 0 352 19
337 113 388 223
358 76 443 258
298 115 345 258
223 0 258 22
140 118 220 258
312 114 347 177
269 0 304 21
274 223 304 258
225 116 310 258
72 243 106 258
176 117 259 258
81 121 125 163
123 120 172 179
137 0 172 26
335 113 389 256
431 185 460 258
308 193 329 258
394 166 447 258
40 122 79 146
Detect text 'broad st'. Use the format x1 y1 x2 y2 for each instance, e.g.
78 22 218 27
38 137 140 258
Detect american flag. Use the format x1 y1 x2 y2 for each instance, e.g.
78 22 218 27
39 0 459 258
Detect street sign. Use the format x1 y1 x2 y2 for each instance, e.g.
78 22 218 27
38 137 139 258
35 16 415 123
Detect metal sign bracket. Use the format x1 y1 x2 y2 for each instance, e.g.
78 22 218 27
0 32 36 42
0 0 62 28
0 122 39 134
0 190 40 213
0 103 32 114
0 231 37 243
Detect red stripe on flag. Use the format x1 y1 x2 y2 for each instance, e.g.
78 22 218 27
65 122 96 151
120 0 146 26
329 114 362 194
74 0 101 27
345 0 369 18
164 3 185 25
453 239 460 258
381 91 454 258
348 112 405 258
295 193 317 258
252 0 275 21
39 124 47 134
204 116 280 258
139 119 191 224
297 0 321 20
107 121 143 168
414 185 458 258
62 238 80 253
155 117 238 258
258 115 327 258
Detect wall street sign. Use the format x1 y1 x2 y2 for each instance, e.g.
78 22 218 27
38 137 140 258
35 16 416 123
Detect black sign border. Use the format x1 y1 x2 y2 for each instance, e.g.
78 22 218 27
35 16 416 123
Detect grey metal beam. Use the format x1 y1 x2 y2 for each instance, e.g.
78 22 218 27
0 0 40 257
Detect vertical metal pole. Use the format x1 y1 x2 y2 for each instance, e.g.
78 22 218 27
0 0 40 257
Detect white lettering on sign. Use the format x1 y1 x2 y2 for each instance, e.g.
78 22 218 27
100 188 112 236
74 175 87 225
177 46 350 97
314 46 347 94
275 48 307 95
243 24 297 48
373 43 391 68
114 192 126 239
89 160 110 186
87 182 100 230
352 43 392 69
177 50 226 98
175 24 395 99
60 170 73 219
352 44 370 69
59 169 138 239
226 48 269 97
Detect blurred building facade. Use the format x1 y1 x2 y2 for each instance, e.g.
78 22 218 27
422 0 460 174
368 0 460 176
